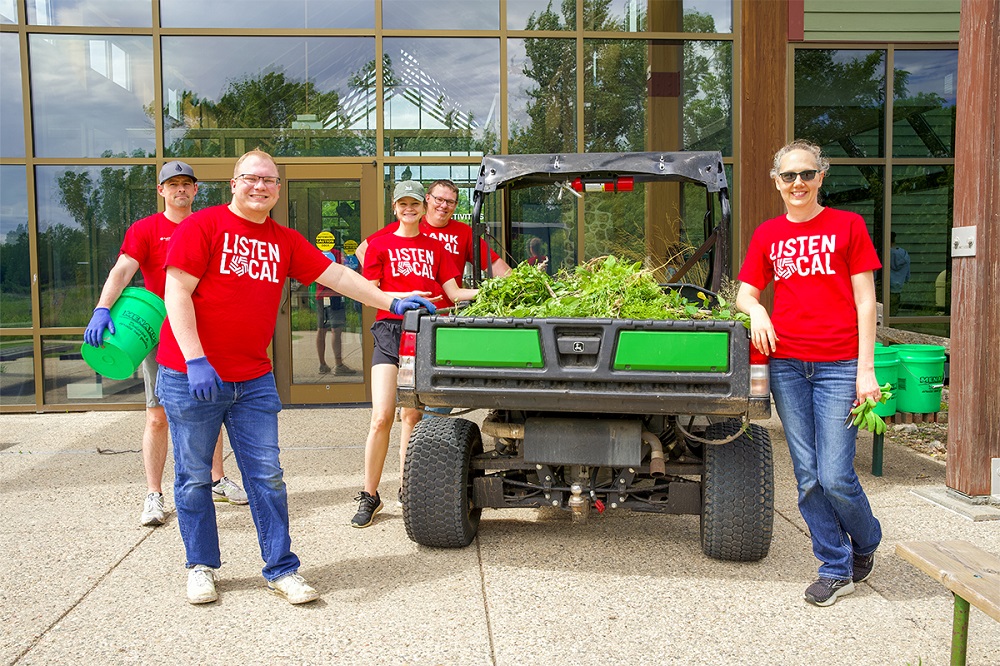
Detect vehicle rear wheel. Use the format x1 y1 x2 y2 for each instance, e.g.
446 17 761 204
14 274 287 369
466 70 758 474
403 417 483 548
700 419 773 562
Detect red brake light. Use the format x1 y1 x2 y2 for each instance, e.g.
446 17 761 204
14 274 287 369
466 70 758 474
570 176 635 193
398 330 417 357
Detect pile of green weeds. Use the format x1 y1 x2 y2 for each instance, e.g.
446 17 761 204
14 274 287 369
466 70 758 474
460 256 749 327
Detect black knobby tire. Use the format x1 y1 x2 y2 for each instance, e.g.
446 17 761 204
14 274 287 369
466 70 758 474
403 417 484 548
700 419 774 562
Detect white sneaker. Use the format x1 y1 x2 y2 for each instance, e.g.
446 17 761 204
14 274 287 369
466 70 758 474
267 572 319 604
140 492 165 526
212 476 249 505
187 565 218 604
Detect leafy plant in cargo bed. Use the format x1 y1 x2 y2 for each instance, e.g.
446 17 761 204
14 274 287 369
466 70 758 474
461 256 750 327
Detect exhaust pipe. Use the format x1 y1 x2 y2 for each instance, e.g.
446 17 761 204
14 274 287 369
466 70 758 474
642 430 666 477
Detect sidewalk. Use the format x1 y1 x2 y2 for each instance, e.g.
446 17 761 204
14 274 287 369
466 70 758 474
2 407 998 665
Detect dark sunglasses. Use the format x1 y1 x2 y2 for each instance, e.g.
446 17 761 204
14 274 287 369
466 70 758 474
778 169 819 183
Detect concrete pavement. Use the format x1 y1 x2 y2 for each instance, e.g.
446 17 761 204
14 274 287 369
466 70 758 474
2 407 999 665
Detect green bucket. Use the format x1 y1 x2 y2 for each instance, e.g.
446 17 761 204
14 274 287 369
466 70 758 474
892 344 946 414
872 347 899 417
82 287 167 380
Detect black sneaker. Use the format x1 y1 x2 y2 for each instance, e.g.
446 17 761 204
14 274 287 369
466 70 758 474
351 491 382 528
804 577 855 607
853 551 876 583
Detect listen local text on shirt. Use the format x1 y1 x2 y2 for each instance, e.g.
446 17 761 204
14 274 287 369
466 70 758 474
769 234 836 281
387 246 437 279
219 232 281 283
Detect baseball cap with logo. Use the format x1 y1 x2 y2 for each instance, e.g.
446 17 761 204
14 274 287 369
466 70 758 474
392 180 425 204
158 160 197 184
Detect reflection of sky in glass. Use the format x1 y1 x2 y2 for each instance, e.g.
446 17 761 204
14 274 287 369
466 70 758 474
895 50 958 106
586 0 732 33
382 38 500 137
508 0 572 30
26 0 150 26
1 165 28 240
383 0 498 29
162 36 374 118
1 33 24 156
1 0 17 23
161 0 373 29
29 34 155 157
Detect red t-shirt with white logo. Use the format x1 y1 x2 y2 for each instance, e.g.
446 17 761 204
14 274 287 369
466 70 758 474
119 212 176 298
369 217 499 271
157 204 332 381
362 230 461 320
737 207 881 361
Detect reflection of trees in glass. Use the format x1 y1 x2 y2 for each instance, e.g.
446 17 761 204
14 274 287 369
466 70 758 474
682 14 731 153
41 161 155 326
1 223 31 327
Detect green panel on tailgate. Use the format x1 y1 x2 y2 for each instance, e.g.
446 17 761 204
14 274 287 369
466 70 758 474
435 328 543 367
614 330 729 371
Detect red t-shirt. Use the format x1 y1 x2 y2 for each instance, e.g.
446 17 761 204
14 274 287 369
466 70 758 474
157 204 333 381
362 230 461 320
119 212 176 298
737 207 882 361
369 217 499 271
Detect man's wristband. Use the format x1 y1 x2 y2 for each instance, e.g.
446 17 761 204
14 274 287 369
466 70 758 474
390 297 399 313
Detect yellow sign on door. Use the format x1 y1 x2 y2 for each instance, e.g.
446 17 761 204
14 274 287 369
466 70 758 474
316 230 336 251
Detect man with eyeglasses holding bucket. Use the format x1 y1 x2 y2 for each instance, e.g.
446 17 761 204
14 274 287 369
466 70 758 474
155 150 435 605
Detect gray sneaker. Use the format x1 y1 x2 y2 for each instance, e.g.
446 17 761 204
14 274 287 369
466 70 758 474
804 577 855 607
140 492 165 526
212 476 249 505
268 572 319 604
187 565 218 604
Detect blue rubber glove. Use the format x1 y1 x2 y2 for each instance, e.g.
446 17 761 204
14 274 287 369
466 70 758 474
186 356 223 402
84 307 115 347
391 295 437 315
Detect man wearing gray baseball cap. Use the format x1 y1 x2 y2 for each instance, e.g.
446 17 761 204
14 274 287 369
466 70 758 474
85 161 248 527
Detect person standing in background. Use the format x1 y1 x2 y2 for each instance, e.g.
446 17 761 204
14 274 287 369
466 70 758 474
888 231 910 316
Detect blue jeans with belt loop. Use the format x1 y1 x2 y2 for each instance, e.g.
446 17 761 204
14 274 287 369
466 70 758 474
770 358 882 581
156 366 300 581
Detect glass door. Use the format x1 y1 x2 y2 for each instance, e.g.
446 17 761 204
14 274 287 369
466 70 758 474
271 163 379 404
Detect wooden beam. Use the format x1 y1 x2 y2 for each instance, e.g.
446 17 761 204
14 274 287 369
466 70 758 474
739 0 788 311
948 0 1000 496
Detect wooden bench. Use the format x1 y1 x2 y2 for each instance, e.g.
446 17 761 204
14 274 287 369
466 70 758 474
896 540 1000 666
870 410 946 476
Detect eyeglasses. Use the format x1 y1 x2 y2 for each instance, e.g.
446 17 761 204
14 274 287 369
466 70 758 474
428 193 458 207
777 170 819 183
236 173 281 187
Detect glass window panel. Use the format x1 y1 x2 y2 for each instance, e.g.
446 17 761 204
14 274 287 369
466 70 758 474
890 165 953 318
27 0 150 26
508 0 574 31
383 38 500 157
584 39 732 154
29 34 155 158
794 49 885 158
1 166 31 328
35 165 156 328
383 0 498 30
286 180 365 384
508 38 576 154
820 164 885 304
42 335 143 405
893 50 958 159
160 0 373 29
0 335 35 405
162 37 376 158
504 184 578 273
1 0 17 23
1 33 24 156
584 0 732 33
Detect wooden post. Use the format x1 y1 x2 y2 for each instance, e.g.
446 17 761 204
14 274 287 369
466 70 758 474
947 0 1000 497
738 0 788 309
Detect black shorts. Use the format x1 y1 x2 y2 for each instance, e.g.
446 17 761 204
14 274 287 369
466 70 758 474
370 319 403 367
320 304 346 328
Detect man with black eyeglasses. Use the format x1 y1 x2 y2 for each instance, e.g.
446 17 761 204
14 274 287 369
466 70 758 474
154 149 435 606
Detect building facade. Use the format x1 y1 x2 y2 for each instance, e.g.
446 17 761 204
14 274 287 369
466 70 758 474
0 0 960 412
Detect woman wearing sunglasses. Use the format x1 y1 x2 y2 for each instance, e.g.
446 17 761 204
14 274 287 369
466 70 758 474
736 140 883 607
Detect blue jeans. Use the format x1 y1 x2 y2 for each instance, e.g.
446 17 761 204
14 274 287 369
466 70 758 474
770 358 882 580
156 367 300 581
